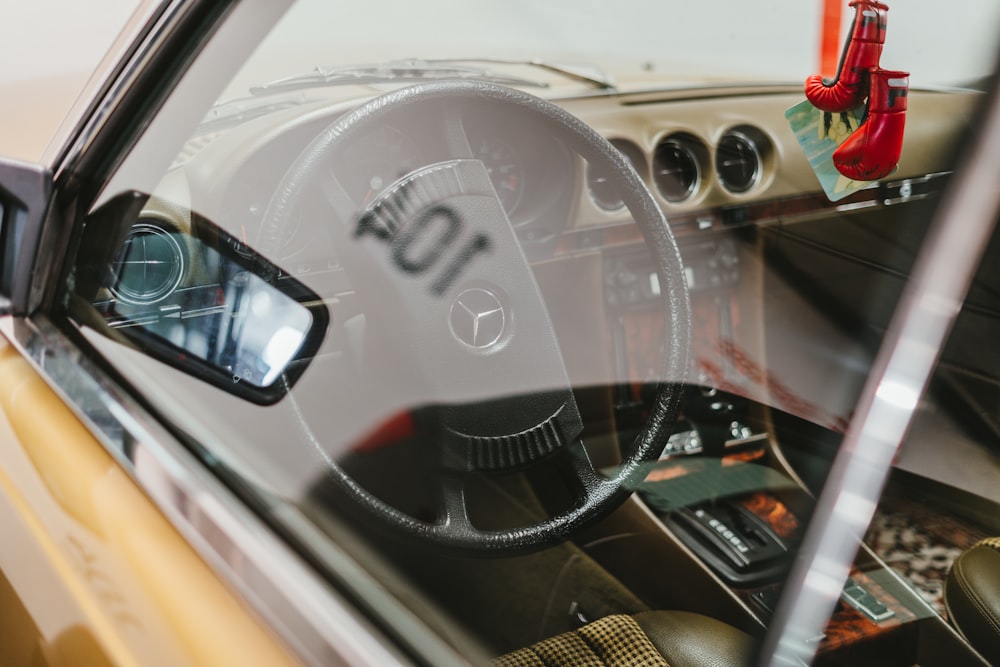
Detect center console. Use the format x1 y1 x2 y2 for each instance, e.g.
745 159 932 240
624 397 973 665
571 223 985 665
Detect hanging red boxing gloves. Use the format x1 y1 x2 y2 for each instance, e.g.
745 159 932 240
803 0 907 182
832 68 908 181
805 0 888 113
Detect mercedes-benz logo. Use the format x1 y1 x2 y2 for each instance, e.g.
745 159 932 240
449 288 506 350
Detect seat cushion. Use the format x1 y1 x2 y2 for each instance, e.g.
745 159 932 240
494 611 754 666
635 611 755 667
946 537 1000 665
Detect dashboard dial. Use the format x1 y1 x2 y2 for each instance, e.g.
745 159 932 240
474 136 525 215
341 125 422 204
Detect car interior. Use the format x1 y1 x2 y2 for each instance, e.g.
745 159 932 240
47 0 1000 665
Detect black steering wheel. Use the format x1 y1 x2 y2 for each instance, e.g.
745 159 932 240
263 80 690 553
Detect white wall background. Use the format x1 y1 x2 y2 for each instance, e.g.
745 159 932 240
1 0 999 161
0 0 140 160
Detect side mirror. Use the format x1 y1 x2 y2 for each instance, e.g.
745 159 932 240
71 191 329 404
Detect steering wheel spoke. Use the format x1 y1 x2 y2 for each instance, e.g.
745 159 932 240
564 440 604 493
437 473 474 532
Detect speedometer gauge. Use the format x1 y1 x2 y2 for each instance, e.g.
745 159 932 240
340 125 421 204
475 137 525 215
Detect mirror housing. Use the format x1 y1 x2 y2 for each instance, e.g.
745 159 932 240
71 191 329 404
0 157 52 315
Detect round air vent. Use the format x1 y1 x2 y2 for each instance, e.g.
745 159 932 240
653 135 703 203
716 130 763 194
110 220 186 306
587 138 647 212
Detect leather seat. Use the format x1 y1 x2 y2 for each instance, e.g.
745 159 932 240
945 537 1000 665
494 610 754 666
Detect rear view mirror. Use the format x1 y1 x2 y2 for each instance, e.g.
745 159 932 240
71 191 329 404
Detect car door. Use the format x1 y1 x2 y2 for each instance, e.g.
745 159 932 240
0 1 425 665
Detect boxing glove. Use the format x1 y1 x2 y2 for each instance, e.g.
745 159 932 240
805 1 888 113
833 68 908 181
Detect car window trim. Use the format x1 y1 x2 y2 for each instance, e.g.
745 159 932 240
40 0 166 171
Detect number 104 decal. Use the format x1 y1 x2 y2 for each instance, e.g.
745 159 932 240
353 173 494 297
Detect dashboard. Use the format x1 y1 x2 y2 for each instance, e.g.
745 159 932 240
559 85 972 232
161 83 975 259
92 81 979 419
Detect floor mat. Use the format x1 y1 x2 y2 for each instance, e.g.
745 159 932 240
864 496 987 619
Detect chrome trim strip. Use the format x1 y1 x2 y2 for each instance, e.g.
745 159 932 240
41 0 167 168
0 315 423 667
831 199 879 213
31 0 195 317
758 83 1000 665
46 0 180 172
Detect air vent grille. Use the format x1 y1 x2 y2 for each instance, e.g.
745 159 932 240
653 136 702 203
716 131 762 194
587 138 647 211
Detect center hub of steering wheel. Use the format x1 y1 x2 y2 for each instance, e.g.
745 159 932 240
449 287 507 350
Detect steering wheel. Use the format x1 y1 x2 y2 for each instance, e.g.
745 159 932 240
263 80 690 553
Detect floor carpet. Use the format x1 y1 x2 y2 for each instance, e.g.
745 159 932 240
864 495 988 619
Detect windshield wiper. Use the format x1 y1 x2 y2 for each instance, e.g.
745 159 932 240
428 58 616 91
249 59 550 95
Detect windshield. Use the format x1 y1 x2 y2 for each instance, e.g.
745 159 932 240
221 0 1000 95
61 0 1000 664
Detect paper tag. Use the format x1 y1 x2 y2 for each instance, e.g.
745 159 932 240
785 99 870 202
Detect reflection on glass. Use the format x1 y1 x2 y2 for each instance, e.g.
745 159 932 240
106 232 312 389
85 208 325 402
110 222 186 305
